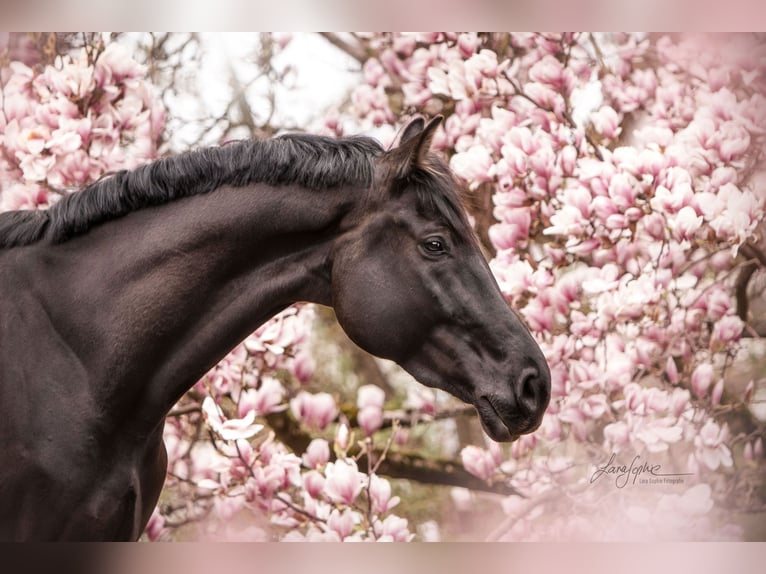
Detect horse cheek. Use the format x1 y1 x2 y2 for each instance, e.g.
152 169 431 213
331 257 420 362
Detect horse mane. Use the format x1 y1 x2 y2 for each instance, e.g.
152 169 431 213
0 132 468 248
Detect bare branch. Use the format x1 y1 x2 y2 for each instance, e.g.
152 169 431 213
736 260 758 322
742 241 766 268
318 33 367 64
168 404 202 417
367 449 522 497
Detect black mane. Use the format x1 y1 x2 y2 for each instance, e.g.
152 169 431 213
0 132 469 248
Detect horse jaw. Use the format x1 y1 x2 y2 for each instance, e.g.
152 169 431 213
399 329 549 443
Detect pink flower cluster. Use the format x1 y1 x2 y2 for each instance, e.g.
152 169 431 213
159 410 412 541
0 42 165 212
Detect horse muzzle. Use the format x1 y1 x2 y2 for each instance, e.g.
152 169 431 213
475 365 551 442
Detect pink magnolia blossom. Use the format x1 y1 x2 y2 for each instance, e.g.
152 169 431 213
498 144 528 178
591 105 621 139
334 422 351 452
357 385 385 409
607 172 639 210
666 357 679 385
670 389 691 418
711 315 743 347
701 288 733 321
529 55 569 92
144 508 166 542
238 376 285 417
326 508 357 540
460 445 497 481
543 204 588 237
449 144 493 186
457 33 480 58
651 186 694 217
711 379 724 407
427 59 469 100
357 406 384 436
363 58 389 88
511 433 538 459
289 391 338 430
368 474 401 514
634 417 683 453
490 209 532 249
691 363 714 398
669 205 703 241
302 438 330 469
93 42 145 85
356 385 385 435
579 393 609 419
323 459 364 506
591 195 618 222
251 464 285 498
694 420 733 470
373 515 413 542
302 470 325 499
524 82 565 118
521 298 555 333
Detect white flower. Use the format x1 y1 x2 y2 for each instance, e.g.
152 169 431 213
323 459 364 505
450 144 493 186
694 420 733 470
202 397 263 441
669 205 703 241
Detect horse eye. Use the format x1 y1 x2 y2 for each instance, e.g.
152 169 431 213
423 237 446 254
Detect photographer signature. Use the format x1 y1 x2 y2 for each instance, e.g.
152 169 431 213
590 452 694 488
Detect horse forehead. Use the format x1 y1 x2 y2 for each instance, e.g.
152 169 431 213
365 203 447 237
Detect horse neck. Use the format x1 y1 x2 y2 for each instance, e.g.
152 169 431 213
29 183 356 434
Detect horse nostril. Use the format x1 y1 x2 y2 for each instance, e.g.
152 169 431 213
517 367 541 412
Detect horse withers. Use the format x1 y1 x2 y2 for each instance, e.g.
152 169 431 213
0 116 550 540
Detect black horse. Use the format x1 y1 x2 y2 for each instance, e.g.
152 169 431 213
0 116 550 540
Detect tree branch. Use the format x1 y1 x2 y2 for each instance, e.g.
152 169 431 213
365 449 522 497
168 404 202 417
741 241 766 268
736 260 759 322
318 33 367 64
264 411 521 497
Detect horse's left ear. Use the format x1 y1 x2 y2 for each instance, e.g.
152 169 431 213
388 115 443 178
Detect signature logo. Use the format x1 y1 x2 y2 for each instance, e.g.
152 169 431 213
590 452 694 489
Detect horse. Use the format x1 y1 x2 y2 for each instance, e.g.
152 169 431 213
0 116 551 541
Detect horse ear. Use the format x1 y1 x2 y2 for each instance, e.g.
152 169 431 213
415 115 442 164
399 117 426 144
389 115 443 177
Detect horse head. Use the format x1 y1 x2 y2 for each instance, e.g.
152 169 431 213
331 116 551 442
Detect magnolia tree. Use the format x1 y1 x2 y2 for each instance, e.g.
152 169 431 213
2 33 765 541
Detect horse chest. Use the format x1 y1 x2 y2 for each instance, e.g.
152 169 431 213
0 408 166 541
